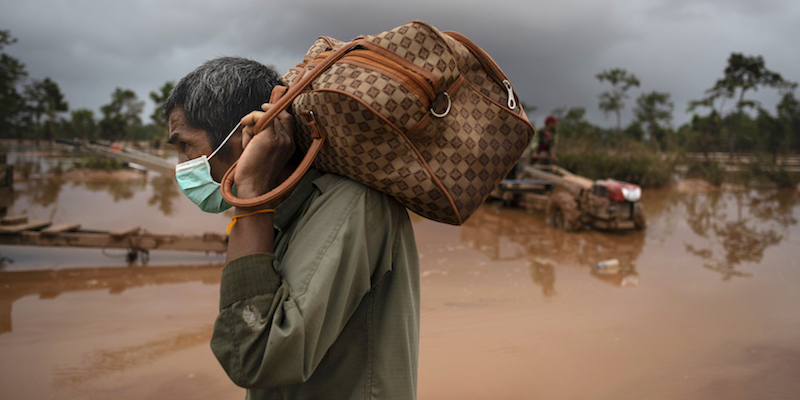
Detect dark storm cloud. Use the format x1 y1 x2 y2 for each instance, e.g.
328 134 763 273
1 0 797 128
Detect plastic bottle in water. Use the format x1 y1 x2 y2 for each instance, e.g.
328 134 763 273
595 259 620 274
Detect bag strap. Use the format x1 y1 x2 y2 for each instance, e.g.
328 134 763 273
220 40 367 209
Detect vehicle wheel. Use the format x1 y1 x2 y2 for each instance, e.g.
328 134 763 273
550 207 565 229
546 191 580 231
633 203 646 230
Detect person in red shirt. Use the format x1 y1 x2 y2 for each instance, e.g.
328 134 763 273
534 115 558 163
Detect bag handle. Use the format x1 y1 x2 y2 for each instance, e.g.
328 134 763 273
220 39 367 209
443 31 510 86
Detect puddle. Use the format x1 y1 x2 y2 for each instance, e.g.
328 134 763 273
1 146 799 399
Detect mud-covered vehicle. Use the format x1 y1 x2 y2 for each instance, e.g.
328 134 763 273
489 164 645 231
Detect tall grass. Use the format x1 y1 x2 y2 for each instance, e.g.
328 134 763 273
555 138 674 188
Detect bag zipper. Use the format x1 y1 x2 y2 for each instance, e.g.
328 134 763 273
443 31 519 111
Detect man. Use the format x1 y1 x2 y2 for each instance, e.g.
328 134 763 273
165 57 420 399
534 115 558 163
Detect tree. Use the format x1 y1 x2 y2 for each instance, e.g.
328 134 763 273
149 81 174 133
596 68 640 134
687 83 735 116
633 91 674 150
550 106 596 140
756 108 783 158
687 111 721 157
68 108 96 139
723 53 792 113
23 77 68 140
776 87 800 153
0 30 28 138
99 87 144 141
691 53 794 155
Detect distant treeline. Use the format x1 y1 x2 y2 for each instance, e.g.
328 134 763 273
529 54 799 187
0 30 173 146
1 29 799 186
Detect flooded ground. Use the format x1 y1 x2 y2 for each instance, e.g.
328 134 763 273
1 147 799 399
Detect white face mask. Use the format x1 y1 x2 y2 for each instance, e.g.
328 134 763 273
174 122 240 213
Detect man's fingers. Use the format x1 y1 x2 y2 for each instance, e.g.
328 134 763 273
242 125 253 148
239 102 294 152
241 110 264 126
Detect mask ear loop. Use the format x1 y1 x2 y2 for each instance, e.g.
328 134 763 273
208 121 242 161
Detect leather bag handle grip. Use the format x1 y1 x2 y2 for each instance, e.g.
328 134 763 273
220 40 366 209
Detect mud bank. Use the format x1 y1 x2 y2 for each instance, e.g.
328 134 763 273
13 168 148 183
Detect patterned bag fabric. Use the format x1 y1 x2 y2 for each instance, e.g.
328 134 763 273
221 20 534 225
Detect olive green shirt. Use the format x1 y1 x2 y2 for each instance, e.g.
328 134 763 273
211 169 420 399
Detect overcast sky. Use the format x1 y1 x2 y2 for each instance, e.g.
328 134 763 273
1 0 798 128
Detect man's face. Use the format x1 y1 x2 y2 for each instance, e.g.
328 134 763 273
168 108 239 182
546 121 557 131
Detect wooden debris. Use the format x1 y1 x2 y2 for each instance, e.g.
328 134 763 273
109 226 141 239
0 218 226 253
1 216 28 225
4 230 227 252
40 223 82 236
0 219 51 234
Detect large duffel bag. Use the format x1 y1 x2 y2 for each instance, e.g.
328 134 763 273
221 20 534 225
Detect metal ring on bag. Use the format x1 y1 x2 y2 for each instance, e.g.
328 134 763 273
430 92 451 118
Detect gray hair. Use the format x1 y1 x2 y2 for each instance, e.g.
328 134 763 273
164 57 281 150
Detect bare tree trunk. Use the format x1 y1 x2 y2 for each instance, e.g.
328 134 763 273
729 89 747 159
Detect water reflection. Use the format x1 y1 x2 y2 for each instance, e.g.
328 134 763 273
460 205 645 297
0 264 222 335
6 150 180 216
81 178 146 202
665 189 798 280
26 178 63 207
147 175 180 216
13 167 179 216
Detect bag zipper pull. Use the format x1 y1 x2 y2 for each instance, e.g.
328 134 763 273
503 80 517 110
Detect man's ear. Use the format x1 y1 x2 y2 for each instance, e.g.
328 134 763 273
215 129 244 165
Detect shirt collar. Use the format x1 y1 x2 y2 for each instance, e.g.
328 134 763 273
273 168 325 232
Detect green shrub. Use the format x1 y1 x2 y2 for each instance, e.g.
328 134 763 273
684 159 726 186
747 153 799 188
555 138 674 188
72 156 125 170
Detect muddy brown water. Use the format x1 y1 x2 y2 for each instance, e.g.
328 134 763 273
1 149 800 399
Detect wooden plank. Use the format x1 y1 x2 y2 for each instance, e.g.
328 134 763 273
0 219 51 234
109 226 140 239
40 223 82 236
1 216 28 225
0 231 227 252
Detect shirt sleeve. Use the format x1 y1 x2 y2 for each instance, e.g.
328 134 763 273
210 181 402 389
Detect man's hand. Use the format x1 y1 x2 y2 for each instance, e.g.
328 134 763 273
235 103 296 199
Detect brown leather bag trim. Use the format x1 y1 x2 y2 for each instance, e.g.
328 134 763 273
221 40 375 208
320 36 337 48
221 134 326 209
358 41 440 94
444 31 509 85
338 57 432 106
307 50 335 71
405 74 466 138
220 84 325 209
346 52 434 102
313 87 461 224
